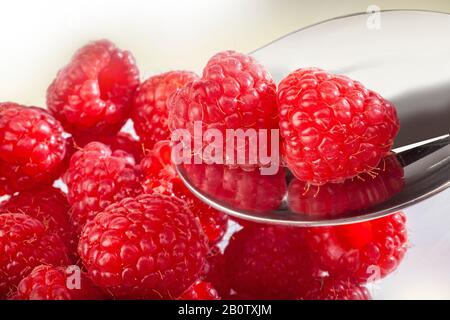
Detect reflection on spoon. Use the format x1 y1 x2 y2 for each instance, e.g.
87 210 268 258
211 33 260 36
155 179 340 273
287 154 404 218
180 162 286 213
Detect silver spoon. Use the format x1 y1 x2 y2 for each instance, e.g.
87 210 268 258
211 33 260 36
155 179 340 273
176 10 450 226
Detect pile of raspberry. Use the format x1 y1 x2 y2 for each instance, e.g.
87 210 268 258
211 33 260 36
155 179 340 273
0 39 405 300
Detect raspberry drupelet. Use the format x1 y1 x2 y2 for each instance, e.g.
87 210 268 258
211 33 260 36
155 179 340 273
177 281 220 300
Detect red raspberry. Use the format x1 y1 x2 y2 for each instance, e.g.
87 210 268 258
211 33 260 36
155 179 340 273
277 68 399 185
168 51 278 168
47 40 140 139
0 213 69 297
132 71 199 150
181 161 287 213
11 265 105 300
0 186 77 260
177 281 220 300
0 103 66 195
218 213 407 299
78 194 208 299
305 212 408 283
220 225 319 299
300 278 371 300
64 142 142 232
141 141 228 244
288 155 404 217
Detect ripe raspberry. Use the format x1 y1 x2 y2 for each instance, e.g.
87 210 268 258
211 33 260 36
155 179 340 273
219 213 406 298
11 265 104 300
64 142 142 232
305 212 408 283
181 161 287 212
300 278 371 300
78 194 208 299
168 51 278 168
288 155 404 217
47 40 140 139
0 103 66 195
277 68 399 185
0 186 77 260
221 225 319 299
177 281 220 300
132 71 199 149
0 213 69 297
141 141 228 244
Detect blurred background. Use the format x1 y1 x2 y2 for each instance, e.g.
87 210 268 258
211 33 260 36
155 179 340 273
0 0 449 107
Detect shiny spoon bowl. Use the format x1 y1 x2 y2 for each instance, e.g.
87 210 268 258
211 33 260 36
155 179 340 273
176 10 450 226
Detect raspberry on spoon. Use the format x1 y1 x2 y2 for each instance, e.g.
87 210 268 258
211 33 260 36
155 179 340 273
168 50 278 169
277 68 399 185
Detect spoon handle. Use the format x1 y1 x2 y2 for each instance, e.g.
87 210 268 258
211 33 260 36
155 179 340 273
396 134 449 167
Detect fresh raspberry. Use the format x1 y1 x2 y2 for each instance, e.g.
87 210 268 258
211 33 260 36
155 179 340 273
78 194 208 299
64 142 142 232
0 103 66 195
305 212 408 283
277 68 400 185
0 186 77 260
288 155 404 217
181 161 287 212
177 281 220 300
132 71 199 150
141 141 228 244
11 265 105 300
218 213 407 298
0 213 69 297
220 225 319 299
300 278 371 300
168 51 278 168
47 40 140 139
